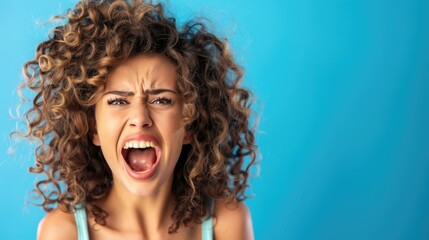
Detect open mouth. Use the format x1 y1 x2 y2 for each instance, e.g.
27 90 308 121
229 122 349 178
121 141 158 172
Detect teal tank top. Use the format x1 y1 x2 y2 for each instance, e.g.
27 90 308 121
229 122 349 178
74 200 214 240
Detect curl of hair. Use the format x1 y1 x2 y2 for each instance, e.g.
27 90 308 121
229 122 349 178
17 0 257 234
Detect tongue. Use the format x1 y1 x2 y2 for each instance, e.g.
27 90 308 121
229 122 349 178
127 148 156 172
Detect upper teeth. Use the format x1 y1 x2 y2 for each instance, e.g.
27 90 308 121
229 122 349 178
123 141 155 149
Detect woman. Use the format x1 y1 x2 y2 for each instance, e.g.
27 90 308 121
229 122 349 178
19 0 257 239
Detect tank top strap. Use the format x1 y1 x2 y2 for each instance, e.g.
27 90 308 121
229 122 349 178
202 198 215 240
74 203 90 240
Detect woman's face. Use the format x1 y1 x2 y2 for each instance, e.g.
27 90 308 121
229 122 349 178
92 54 190 196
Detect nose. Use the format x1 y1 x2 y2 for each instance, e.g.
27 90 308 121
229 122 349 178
129 101 152 128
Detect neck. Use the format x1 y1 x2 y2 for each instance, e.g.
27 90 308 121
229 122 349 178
100 176 176 236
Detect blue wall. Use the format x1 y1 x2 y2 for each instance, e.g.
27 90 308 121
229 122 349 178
1 0 429 239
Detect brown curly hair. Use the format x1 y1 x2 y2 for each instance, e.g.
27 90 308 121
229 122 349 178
17 0 257 234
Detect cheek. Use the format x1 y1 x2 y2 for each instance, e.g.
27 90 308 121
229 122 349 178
152 113 187 151
154 111 186 134
95 106 124 145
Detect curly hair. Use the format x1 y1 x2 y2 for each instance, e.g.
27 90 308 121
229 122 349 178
17 0 257 234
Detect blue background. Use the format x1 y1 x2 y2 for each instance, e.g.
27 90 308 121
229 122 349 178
1 0 429 239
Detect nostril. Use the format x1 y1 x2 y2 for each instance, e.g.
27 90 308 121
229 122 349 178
142 120 152 128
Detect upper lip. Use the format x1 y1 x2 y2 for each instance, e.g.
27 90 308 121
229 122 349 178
121 133 160 149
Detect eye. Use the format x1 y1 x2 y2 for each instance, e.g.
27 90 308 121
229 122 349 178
107 98 128 105
149 97 173 105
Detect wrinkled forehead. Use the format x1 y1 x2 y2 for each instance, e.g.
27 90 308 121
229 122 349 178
104 54 178 93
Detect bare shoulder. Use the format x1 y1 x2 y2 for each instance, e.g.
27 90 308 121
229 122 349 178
213 199 254 240
37 208 77 240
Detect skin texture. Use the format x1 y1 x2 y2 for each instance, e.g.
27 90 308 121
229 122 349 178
37 200 254 240
92 55 189 197
37 55 254 240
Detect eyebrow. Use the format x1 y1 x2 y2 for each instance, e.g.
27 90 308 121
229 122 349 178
103 89 178 96
103 90 134 97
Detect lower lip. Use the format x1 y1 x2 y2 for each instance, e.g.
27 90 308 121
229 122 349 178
123 155 159 180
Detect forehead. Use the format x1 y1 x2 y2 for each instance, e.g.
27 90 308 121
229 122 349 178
105 54 177 90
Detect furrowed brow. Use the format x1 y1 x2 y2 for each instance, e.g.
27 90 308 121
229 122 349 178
144 89 178 95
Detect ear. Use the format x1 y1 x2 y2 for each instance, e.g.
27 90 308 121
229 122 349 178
183 131 192 145
89 117 101 146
